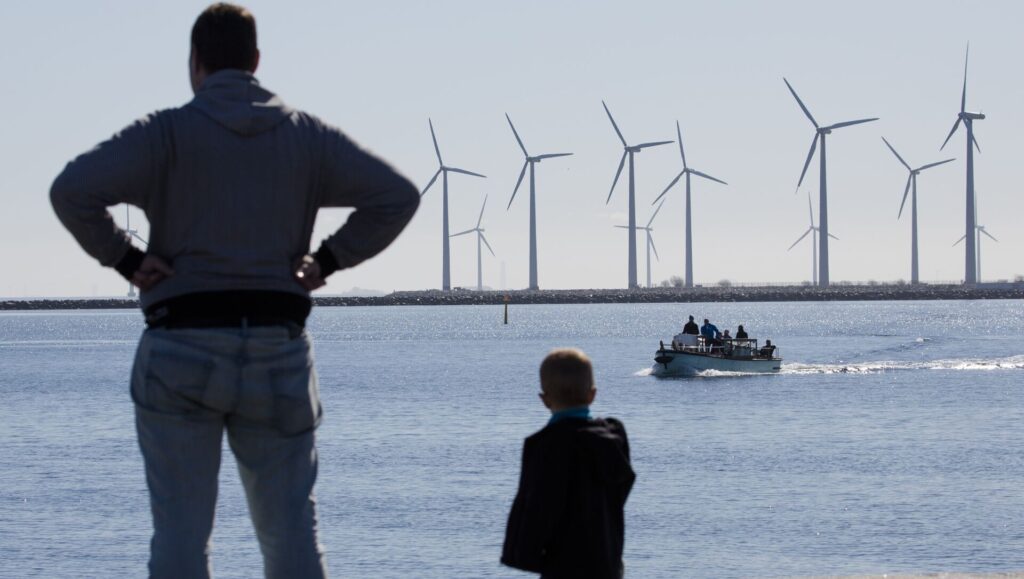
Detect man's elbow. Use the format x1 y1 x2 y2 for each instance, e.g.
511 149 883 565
49 165 78 218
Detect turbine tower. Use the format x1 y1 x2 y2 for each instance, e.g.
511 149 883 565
124 205 148 298
652 121 727 288
940 44 985 284
421 119 486 291
953 193 996 282
615 199 666 288
784 78 878 286
602 100 673 289
881 137 955 284
787 192 838 285
450 195 495 292
504 114 572 291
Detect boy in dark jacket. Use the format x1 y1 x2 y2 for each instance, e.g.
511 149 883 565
502 349 636 579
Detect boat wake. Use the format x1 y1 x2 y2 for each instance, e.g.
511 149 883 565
781 354 1024 375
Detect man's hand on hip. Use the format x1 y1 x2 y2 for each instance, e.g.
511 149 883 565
294 255 326 291
132 255 175 291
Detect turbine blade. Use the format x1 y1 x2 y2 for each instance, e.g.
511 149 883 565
972 133 981 154
980 228 998 242
505 113 529 157
807 191 814 226
689 169 727 185
649 234 660 261
602 100 627 147
429 119 443 165
825 118 879 131
940 118 961 150
635 140 673 149
881 137 912 171
916 158 956 172
828 233 840 241
450 228 475 237
783 78 819 128
898 174 912 219
961 43 969 114
481 233 496 256
797 134 818 190
606 152 627 204
613 225 630 229
655 171 684 205
676 120 687 168
534 153 573 160
648 198 666 227
952 235 966 246
788 228 812 251
477 195 487 228
507 161 528 209
421 168 442 196
447 167 486 178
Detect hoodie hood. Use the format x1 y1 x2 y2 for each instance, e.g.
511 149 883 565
188 69 293 136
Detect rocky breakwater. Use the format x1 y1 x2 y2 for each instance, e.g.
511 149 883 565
4 283 1024 311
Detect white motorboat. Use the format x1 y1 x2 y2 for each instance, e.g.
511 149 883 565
652 333 782 376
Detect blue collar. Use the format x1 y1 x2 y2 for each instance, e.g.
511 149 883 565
548 406 591 425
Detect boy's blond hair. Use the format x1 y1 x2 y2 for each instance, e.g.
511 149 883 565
540 348 594 406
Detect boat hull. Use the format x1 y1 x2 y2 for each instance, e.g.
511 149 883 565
652 348 782 376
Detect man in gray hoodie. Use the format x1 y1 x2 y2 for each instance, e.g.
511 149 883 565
50 4 419 577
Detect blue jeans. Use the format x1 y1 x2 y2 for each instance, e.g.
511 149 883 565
131 325 327 578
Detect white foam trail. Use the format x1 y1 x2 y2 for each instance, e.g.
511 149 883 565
634 368 654 377
782 355 1024 375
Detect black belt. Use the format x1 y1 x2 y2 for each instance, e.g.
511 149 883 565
144 291 310 337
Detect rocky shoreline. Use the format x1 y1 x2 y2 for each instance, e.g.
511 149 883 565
4 283 1024 310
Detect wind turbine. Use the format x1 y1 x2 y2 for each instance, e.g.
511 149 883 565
940 44 985 284
881 137 955 284
784 78 878 286
504 114 572 290
602 100 673 289
615 199 666 288
421 119 486 291
124 205 148 298
652 121 727 288
953 193 996 282
787 192 838 285
450 195 495 292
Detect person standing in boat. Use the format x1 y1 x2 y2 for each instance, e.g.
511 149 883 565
735 325 748 340
700 318 722 351
682 315 699 335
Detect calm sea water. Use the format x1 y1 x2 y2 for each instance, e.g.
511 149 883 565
1 301 1023 578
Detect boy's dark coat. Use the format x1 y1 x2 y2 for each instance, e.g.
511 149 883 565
502 417 635 579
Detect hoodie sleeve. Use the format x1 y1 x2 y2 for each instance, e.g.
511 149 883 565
501 434 569 572
314 125 420 275
50 115 162 271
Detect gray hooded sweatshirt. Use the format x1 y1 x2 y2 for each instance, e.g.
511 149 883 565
51 70 419 310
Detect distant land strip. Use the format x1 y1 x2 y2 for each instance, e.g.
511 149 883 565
4 283 1024 310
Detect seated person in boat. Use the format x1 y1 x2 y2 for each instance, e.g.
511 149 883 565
502 348 635 579
735 325 748 340
700 319 722 350
682 315 699 335
759 340 776 358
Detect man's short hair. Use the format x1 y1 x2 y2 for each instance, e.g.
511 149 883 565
540 348 594 406
191 3 258 73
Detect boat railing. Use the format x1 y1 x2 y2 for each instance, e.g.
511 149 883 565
669 335 780 359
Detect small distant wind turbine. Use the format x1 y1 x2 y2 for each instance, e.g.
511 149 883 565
615 199 666 289
421 119 486 291
940 44 985 284
784 78 877 286
450 195 495 292
881 137 955 284
787 192 838 286
602 101 673 289
505 114 572 291
651 121 727 288
953 193 996 282
124 205 148 298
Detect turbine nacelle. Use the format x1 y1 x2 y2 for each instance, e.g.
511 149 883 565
962 111 986 120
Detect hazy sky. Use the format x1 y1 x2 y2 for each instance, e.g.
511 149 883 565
1 0 1021 297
